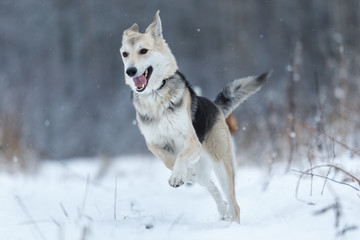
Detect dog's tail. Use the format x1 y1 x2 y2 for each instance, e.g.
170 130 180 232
214 72 271 118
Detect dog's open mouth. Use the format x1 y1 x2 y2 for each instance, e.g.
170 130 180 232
133 66 153 92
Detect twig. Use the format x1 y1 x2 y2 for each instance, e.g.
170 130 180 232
294 163 360 204
308 164 360 186
288 117 360 156
332 136 336 161
81 174 90 217
321 165 333 195
334 201 341 228
51 217 61 228
313 69 325 151
95 155 112 180
80 226 90 240
314 199 342 228
15 195 47 240
307 151 313 196
292 169 360 192
286 41 302 171
337 225 358 236
59 203 69 219
114 175 118 220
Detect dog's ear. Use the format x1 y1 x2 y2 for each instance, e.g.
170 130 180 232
123 23 139 37
145 10 162 39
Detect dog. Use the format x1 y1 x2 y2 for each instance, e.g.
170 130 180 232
120 10 269 223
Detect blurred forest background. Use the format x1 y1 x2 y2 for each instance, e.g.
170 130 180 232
1 0 359 170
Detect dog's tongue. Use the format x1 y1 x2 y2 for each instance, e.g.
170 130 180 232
133 75 147 88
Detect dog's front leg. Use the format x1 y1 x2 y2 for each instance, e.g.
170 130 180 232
147 143 175 170
168 134 202 187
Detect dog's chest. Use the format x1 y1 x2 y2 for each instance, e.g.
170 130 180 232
132 80 190 153
138 108 189 151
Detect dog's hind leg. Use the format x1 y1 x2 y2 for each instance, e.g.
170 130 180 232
203 180 229 220
195 158 228 219
203 118 240 223
213 160 240 223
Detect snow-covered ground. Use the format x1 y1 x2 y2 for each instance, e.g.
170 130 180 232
0 156 359 240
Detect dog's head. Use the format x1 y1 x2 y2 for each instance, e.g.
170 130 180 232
120 10 178 94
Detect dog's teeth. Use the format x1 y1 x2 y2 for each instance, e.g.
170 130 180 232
145 69 148 77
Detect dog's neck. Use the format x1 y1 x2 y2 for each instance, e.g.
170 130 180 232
132 71 185 117
157 70 180 91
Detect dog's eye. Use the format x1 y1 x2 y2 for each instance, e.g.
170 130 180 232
122 52 128 57
139 48 148 55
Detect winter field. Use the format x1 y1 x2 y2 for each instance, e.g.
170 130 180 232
1 155 359 240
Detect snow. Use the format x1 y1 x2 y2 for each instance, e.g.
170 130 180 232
0 156 359 240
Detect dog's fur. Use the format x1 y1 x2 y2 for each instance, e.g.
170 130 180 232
120 11 269 223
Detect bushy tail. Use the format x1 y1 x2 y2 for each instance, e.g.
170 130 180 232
214 72 270 117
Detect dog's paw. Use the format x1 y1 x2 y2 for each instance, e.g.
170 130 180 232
220 214 230 221
220 212 232 222
220 212 240 224
218 201 228 218
168 169 186 188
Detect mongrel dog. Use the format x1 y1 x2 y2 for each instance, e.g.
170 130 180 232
120 10 269 223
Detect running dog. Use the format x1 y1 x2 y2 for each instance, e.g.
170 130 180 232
120 10 269 223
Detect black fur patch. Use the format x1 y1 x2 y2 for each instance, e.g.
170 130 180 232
213 90 232 114
177 72 219 143
256 72 270 85
191 96 219 143
214 90 231 106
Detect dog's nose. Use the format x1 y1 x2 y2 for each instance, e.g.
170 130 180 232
126 67 137 77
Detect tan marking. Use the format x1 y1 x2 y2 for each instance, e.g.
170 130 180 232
226 113 238 135
147 142 175 170
204 114 233 162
